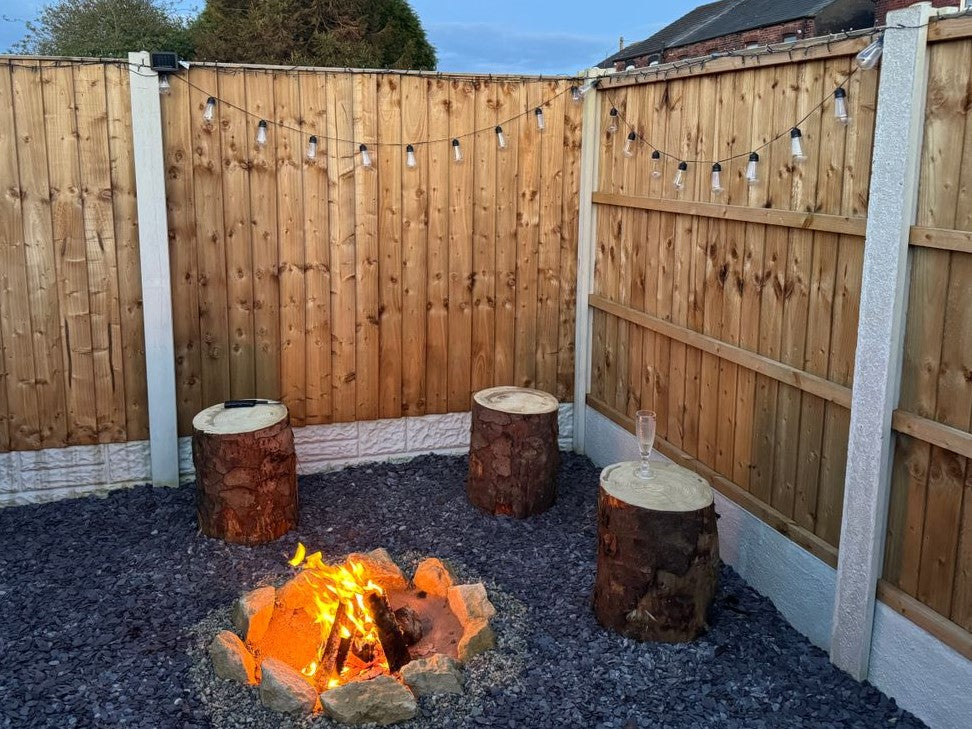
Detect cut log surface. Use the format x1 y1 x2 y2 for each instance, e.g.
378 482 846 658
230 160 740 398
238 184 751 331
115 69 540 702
593 461 719 643
193 403 298 545
467 386 560 518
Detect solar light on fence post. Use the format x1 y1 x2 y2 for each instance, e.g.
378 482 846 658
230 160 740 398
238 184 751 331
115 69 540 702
790 128 806 162
359 144 373 168
203 96 216 123
622 131 637 158
306 135 318 160
834 87 850 125
674 161 687 190
650 150 662 178
746 152 759 185
535 107 545 131
495 125 507 150
256 120 268 146
405 144 417 169
452 138 463 163
711 163 723 194
606 107 619 134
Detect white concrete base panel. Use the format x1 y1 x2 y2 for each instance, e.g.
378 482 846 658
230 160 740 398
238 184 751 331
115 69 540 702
582 406 972 729
0 405 574 507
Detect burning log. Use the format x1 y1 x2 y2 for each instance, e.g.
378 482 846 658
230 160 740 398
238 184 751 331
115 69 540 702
318 602 349 683
365 592 412 672
394 605 424 645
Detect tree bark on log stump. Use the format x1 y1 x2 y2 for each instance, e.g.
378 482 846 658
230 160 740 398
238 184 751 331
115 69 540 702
467 386 559 518
193 403 298 545
593 461 719 642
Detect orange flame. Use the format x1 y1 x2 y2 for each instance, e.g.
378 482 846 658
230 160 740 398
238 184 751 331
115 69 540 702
289 543 389 684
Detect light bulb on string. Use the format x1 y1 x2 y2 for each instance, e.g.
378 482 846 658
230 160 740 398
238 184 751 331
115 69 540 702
673 161 687 190
452 138 463 163
256 120 268 146
857 36 883 70
203 96 216 123
650 150 662 178
711 163 723 194
406 144 417 169
790 128 806 162
622 131 637 158
571 79 595 103
359 144 372 168
306 135 317 160
158 74 171 94
606 108 618 134
495 125 507 150
746 152 759 185
535 107 545 131
834 87 849 125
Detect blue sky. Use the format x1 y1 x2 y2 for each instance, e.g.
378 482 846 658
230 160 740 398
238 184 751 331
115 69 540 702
1 0 699 73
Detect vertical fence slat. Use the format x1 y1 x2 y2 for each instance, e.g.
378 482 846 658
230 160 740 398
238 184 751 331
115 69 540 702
377 74 402 419
493 81 518 389
471 79 497 394
354 74 379 422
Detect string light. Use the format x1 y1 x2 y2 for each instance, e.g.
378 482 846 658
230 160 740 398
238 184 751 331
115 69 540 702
606 108 619 134
203 96 216 123
535 107 545 131
571 79 596 102
256 120 268 146
405 144 417 168
857 36 883 70
622 131 636 158
359 144 373 168
673 161 687 190
746 152 759 184
158 74 171 94
495 125 507 150
790 128 806 162
306 135 318 160
650 150 661 178
834 87 849 125
452 138 463 163
711 163 723 194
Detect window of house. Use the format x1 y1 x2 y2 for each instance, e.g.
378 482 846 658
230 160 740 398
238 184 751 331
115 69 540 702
783 34 798 43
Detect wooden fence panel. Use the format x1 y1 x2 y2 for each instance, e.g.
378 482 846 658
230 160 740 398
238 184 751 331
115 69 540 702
883 34 972 635
588 42 877 563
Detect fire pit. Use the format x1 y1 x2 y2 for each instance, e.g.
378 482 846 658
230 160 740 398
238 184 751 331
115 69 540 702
208 545 496 724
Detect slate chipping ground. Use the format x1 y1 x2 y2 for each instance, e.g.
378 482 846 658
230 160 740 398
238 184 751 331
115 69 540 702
0 453 925 728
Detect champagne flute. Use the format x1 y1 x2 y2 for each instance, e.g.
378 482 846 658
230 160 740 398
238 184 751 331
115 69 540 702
635 410 657 479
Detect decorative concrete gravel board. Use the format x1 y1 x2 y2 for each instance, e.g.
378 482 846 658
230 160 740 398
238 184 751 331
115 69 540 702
1 407 574 506
0 452 924 728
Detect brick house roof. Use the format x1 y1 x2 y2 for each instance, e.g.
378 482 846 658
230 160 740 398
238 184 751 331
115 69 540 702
598 0 865 68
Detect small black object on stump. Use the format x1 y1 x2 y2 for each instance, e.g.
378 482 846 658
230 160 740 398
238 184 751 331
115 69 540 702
192 402 298 545
467 386 560 518
593 461 719 642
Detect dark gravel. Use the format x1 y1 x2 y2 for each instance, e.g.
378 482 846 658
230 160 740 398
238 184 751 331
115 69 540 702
0 452 923 729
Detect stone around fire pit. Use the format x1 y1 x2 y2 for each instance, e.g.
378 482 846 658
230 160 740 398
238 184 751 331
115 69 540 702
209 630 257 685
258 657 320 715
447 583 496 624
232 586 275 644
457 619 495 661
412 557 455 597
399 653 463 696
347 548 408 591
321 675 418 725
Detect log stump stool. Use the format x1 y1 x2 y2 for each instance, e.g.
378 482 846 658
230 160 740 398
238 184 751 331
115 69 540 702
192 402 298 545
467 386 560 518
593 461 719 642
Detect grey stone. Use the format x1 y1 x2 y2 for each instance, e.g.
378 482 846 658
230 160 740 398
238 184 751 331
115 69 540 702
209 630 256 685
457 618 495 662
399 653 464 696
448 582 496 625
231 586 275 644
321 675 417 725
258 658 319 715
412 557 455 597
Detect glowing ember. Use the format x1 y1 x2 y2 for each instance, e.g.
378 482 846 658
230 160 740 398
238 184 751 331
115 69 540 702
287 543 391 688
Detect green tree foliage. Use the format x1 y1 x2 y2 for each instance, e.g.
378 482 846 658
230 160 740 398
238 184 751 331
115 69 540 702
13 0 194 58
191 0 436 70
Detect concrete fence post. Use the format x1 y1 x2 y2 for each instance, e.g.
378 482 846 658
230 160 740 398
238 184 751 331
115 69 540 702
830 2 934 680
128 52 179 486
572 74 602 453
